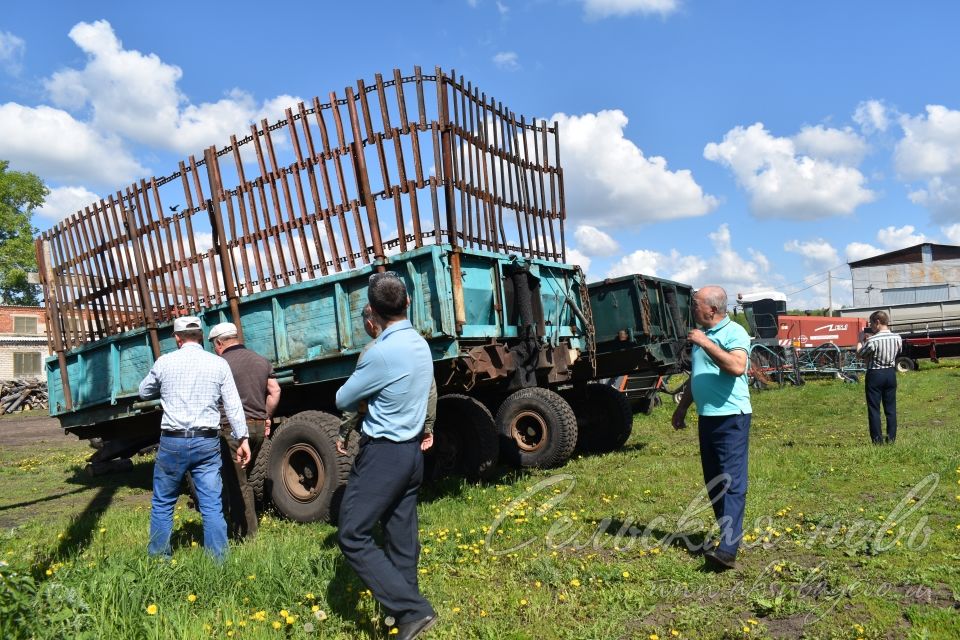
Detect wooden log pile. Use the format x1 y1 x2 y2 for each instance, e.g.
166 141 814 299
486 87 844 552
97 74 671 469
0 380 49 414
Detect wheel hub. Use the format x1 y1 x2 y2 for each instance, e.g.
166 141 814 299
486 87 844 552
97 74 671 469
511 410 548 452
282 444 326 502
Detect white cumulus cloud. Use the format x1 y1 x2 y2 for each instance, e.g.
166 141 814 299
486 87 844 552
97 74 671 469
876 224 928 248
0 30 25 76
704 122 875 220
573 225 619 255
844 224 930 263
607 224 773 297
792 125 869 165
0 103 147 185
36 185 102 223
783 238 840 269
44 20 301 155
942 223 960 244
894 105 960 223
582 0 679 19
853 99 891 134
555 109 717 226
492 51 520 71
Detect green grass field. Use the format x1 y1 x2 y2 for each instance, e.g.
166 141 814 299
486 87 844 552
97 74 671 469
2 362 959 639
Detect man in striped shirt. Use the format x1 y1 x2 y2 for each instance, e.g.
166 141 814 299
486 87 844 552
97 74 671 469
857 310 903 444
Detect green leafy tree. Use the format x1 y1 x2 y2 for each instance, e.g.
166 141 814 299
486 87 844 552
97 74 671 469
0 161 48 305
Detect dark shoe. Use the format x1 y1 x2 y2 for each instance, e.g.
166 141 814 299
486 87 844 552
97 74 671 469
704 549 737 571
396 614 437 640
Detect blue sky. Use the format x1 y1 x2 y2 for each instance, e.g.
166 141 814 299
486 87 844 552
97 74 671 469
3 1 960 310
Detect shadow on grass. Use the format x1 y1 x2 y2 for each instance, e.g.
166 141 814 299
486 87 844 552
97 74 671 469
324 555 382 639
27 458 154 580
593 518 710 558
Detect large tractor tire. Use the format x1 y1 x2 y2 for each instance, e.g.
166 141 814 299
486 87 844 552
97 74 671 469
268 411 354 523
426 394 499 482
496 387 577 469
568 383 633 453
249 435 272 508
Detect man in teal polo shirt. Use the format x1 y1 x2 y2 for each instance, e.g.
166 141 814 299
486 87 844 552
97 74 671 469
672 285 752 571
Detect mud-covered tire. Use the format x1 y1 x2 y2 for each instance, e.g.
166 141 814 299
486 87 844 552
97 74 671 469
249 435 272 508
268 411 354 523
570 383 633 453
425 394 499 482
896 356 916 373
496 388 577 469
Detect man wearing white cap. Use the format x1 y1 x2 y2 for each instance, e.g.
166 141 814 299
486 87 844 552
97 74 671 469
139 316 250 561
209 321 280 539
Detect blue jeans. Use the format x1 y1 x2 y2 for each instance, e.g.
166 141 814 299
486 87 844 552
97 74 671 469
698 413 751 556
149 434 228 561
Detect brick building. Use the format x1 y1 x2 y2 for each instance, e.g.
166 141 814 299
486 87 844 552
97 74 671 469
0 306 49 380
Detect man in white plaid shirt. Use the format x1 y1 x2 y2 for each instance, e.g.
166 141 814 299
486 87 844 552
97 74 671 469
139 316 250 561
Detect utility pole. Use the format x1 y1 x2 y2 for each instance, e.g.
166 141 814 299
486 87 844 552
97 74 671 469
827 270 833 316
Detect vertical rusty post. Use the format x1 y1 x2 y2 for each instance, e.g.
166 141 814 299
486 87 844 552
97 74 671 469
437 68 465 333
345 85 384 266
122 196 161 359
37 238 73 411
204 147 244 342
178 161 212 303
554 120 566 263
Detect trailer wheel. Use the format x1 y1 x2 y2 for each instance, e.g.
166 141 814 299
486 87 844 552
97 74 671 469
426 394 499 482
896 357 916 373
249 435 272 508
571 383 634 453
496 388 577 469
268 411 353 523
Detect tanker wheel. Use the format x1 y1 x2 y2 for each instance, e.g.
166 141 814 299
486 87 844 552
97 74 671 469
425 394 499 482
496 387 577 469
249 435 272 508
895 356 916 373
268 411 354 523
570 383 634 453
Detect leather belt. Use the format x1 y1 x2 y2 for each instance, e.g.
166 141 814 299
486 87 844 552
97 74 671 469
162 428 219 439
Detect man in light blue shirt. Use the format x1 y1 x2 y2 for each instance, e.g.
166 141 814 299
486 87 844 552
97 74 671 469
336 272 437 640
672 286 752 571
139 315 250 561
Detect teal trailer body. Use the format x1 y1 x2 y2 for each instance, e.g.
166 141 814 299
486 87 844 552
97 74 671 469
46 244 590 438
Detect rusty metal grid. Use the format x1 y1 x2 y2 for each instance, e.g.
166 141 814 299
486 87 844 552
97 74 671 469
35 67 566 354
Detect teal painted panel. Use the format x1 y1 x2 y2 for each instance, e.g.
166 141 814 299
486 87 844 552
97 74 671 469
118 338 154 395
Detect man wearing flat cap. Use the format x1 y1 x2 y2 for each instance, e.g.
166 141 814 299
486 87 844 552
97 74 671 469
139 316 250 561
209 321 281 539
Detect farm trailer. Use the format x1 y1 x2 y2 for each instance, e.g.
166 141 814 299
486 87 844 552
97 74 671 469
35 67 692 523
839 299 960 372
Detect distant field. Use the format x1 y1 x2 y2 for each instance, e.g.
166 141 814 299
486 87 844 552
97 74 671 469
1 361 959 639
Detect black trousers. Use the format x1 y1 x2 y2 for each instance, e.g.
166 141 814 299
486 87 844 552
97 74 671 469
337 438 433 624
865 367 897 443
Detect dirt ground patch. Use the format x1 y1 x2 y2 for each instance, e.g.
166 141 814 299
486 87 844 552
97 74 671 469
0 410 83 449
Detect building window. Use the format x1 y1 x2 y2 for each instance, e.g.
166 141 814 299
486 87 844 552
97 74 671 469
13 352 42 377
13 316 39 335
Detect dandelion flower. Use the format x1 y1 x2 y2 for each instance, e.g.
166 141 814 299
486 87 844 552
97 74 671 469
146 604 158 615
187 594 197 603
519 599 528 606
570 578 581 587
622 571 630 578
272 620 282 629
286 616 295 625
280 610 289 618
389 629 399 635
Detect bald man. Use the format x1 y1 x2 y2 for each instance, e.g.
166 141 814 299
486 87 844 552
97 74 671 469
672 285 752 571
